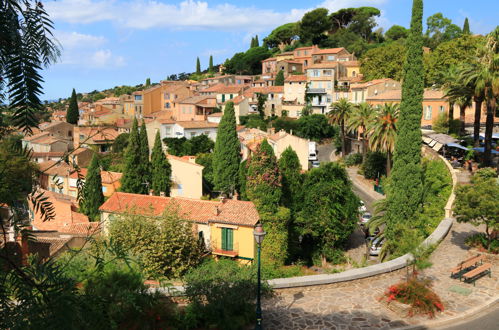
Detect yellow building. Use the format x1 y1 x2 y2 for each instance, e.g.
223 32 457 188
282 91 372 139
167 155 204 199
99 192 260 263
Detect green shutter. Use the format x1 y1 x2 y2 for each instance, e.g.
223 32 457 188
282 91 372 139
227 229 233 251
221 228 227 250
222 94 226 102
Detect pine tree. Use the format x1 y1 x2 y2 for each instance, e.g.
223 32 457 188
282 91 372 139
196 57 201 74
278 147 302 212
121 118 145 194
80 153 104 221
208 55 214 73
274 70 285 86
384 0 425 253
212 101 241 196
140 120 151 190
254 35 259 47
250 37 255 48
66 88 79 124
463 17 470 35
151 131 172 196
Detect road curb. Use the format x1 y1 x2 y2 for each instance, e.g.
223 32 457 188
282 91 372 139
396 296 499 329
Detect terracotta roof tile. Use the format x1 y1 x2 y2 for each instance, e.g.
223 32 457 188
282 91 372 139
175 121 218 129
69 168 122 184
100 192 259 226
307 62 339 69
312 47 345 55
285 75 307 82
366 88 446 101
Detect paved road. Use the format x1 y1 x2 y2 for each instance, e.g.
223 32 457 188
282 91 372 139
433 302 499 330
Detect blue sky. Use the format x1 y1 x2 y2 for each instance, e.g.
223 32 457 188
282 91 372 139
42 0 498 100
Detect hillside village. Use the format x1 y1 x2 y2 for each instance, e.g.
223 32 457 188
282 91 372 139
1 1 498 328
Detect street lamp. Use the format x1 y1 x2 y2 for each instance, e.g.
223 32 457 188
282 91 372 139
253 222 266 330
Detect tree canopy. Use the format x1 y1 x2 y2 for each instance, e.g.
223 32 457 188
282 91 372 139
385 25 409 41
425 13 462 49
263 23 299 48
360 42 406 81
223 47 271 75
79 154 104 221
66 88 79 124
151 131 172 196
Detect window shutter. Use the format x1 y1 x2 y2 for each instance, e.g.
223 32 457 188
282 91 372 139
227 229 233 251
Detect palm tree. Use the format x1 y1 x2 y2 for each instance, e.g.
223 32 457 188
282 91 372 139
366 103 399 175
328 98 353 156
347 102 375 156
441 66 459 126
444 74 473 135
460 27 499 165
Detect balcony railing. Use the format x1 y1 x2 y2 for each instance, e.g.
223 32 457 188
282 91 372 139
210 240 239 258
307 88 326 94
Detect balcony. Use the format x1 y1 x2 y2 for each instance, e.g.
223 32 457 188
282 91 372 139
211 240 239 258
307 88 326 94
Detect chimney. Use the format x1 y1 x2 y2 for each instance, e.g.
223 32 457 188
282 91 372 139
149 189 154 196
220 196 226 204
214 205 221 216
159 191 165 197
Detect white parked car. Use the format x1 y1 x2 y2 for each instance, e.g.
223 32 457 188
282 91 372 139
367 236 384 256
359 212 372 225
359 200 367 213
311 160 320 168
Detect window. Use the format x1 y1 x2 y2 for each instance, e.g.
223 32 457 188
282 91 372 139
292 65 296 71
327 55 335 60
318 82 322 89
352 71 356 77
304 60 308 66
102 186 107 193
164 93 170 99
425 105 433 120
313 70 320 77
165 102 170 109
222 94 225 102
230 94 233 99
324 70 332 76
204 131 210 135
297 110 302 116
177 184 183 196
190 132 197 138
297 51 301 56
134 95 142 101
221 228 234 251
439 105 445 113
327 82 332 90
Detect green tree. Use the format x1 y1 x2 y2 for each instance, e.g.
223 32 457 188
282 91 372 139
296 114 337 141
237 159 248 200
209 55 214 73
254 35 259 47
443 79 473 135
66 88 79 124
454 177 499 249
360 42 406 81
384 0 424 255
463 18 470 35
347 102 375 156
223 47 271 75
274 70 285 86
385 25 409 40
213 102 241 196
145 78 151 86
296 162 358 265
109 211 203 278
263 23 298 48
196 153 214 194
367 103 399 175
139 120 151 188
328 98 353 156
278 147 303 211
347 7 381 41
151 131 172 196
299 8 330 44
112 133 130 153
425 12 462 49
79 154 104 221
256 92 267 118
196 57 201 74
121 118 145 194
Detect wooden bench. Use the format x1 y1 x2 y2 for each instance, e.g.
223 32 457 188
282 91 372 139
450 254 484 279
462 263 492 286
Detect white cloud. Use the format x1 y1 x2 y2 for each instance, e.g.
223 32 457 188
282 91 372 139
89 49 125 67
55 31 106 49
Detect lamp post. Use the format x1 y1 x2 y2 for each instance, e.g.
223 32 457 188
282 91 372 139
253 223 266 330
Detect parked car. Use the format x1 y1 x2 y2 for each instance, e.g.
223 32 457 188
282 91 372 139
359 200 367 213
367 236 384 256
311 160 320 168
359 212 372 225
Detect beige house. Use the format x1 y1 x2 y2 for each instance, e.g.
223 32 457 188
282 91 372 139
22 132 71 153
350 78 401 104
167 155 204 199
283 75 307 118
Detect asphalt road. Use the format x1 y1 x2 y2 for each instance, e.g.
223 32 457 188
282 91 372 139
433 302 499 330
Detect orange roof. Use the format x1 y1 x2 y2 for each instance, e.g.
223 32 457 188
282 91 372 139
307 62 339 69
99 192 259 226
231 95 245 105
23 131 51 142
313 47 345 55
261 57 276 62
340 60 360 67
366 88 446 101
243 86 284 98
167 155 204 167
175 121 218 129
285 75 307 82
351 78 398 89
201 83 246 94
38 160 72 177
77 127 120 142
69 168 122 184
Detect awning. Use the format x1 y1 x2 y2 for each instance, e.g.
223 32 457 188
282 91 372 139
473 147 499 155
433 142 443 152
479 133 499 140
446 143 468 151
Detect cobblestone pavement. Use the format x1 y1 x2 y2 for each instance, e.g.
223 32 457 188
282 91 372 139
262 221 498 329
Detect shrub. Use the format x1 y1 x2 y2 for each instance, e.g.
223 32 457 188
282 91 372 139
344 153 363 167
183 259 270 330
465 233 499 254
362 151 386 179
382 278 444 318
432 113 448 133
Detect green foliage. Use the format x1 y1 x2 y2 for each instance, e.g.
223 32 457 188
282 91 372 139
278 147 303 211
256 92 267 118
196 57 201 74
163 134 214 157
385 25 409 40
109 211 203 278
112 133 129 153
329 98 352 154
465 233 499 253
79 154 104 221
263 23 299 48
385 0 425 252
296 114 337 141
344 153 363 166
183 259 269 330
250 35 260 48
239 114 267 130
213 102 241 196
145 77 151 86
139 120 151 187
299 8 330 44
195 153 214 194
471 167 497 183
223 47 271 75
208 55 214 73
432 112 449 133
296 162 359 263
454 177 499 248
260 206 290 266
151 131 172 196
121 118 146 194
462 18 471 35
66 88 79 124
425 13 462 49
237 159 248 200
360 42 406 81
274 70 285 86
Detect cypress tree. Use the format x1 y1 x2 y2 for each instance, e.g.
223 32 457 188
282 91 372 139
80 153 104 221
254 35 259 47
140 120 151 190
237 159 248 200
145 78 151 86
274 70 285 86
250 37 255 48
278 146 302 212
121 118 145 194
209 55 214 73
151 131 172 196
463 17 470 35
196 57 201 74
212 101 241 196
66 88 79 124
384 0 424 252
